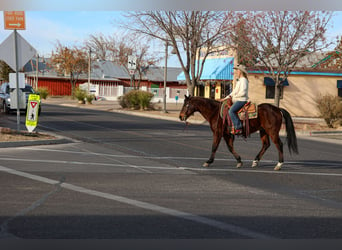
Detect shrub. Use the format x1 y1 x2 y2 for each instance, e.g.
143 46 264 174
316 94 342 128
74 87 87 103
119 90 154 110
36 87 49 99
86 94 95 104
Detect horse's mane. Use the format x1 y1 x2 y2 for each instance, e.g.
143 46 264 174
190 96 220 109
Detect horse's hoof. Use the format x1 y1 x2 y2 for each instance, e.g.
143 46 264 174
203 162 210 168
274 162 283 171
236 162 243 168
252 160 259 168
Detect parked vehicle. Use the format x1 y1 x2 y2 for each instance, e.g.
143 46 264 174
0 82 41 115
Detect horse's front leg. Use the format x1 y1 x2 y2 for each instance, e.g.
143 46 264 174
203 132 222 167
223 133 242 168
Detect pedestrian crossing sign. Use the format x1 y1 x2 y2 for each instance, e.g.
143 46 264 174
26 94 40 132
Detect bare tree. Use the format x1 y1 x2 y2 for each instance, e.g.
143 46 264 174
124 11 230 95
85 33 161 89
85 33 114 61
314 36 342 70
51 42 88 96
226 11 333 107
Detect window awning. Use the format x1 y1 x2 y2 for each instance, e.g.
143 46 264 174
337 80 342 88
264 77 289 86
177 57 234 81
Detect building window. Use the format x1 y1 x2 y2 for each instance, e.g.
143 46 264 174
337 80 342 97
264 77 288 99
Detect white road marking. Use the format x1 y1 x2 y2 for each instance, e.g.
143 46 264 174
1 153 342 177
0 165 274 239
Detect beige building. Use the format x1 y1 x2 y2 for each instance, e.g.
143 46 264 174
247 71 342 117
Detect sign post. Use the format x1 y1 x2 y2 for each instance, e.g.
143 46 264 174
2 11 29 131
128 55 136 88
25 94 40 132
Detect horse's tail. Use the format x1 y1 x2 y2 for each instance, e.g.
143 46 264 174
280 108 299 154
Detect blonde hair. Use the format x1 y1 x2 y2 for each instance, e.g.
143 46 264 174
241 71 248 80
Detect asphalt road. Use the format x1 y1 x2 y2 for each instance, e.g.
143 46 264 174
0 103 342 239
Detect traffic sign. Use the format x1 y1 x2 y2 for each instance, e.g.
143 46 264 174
0 31 36 71
26 94 40 132
4 11 26 30
128 55 137 70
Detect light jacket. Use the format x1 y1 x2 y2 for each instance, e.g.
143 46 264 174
225 77 249 102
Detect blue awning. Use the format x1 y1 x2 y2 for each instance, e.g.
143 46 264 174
337 80 342 88
264 77 289 86
177 57 234 81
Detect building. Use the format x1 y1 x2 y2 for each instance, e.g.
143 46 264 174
177 49 342 117
24 58 186 102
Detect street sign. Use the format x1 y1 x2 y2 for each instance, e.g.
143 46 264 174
128 55 137 70
25 94 40 132
4 11 26 30
9 72 25 88
0 31 36 71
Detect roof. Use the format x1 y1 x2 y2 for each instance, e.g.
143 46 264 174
24 58 182 82
177 57 234 81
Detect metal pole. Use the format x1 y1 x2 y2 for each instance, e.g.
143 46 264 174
88 48 91 93
163 41 168 113
14 30 20 131
35 54 38 89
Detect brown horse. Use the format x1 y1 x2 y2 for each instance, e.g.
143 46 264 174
179 95 298 170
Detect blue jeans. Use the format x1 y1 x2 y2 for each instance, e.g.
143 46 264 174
229 101 246 130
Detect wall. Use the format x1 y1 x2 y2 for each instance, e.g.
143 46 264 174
248 73 341 117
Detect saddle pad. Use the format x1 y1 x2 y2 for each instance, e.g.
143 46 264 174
220 100 258 120
238 102 258 120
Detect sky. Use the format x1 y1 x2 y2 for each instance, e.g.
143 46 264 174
0 9 342 67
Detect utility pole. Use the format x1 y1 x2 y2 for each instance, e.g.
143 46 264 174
88 48 91 93
163 41 168 113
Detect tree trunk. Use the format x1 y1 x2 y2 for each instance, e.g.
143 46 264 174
188 83 195 96
274 83 281 107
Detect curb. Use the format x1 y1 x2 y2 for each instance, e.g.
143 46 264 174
0 137 74 148
0 126 75 148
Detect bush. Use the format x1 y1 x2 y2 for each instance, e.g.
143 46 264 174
86 94 95 104
316 94 342 128
74 87 87 103
119 90 154 110
36 87 49 100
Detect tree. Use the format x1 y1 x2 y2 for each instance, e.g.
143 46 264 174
0 60 14 82
124 11 230 95
84 33 114 61
314 37 342 69
226 11 333 107
85 33 161 89
51 42 88 96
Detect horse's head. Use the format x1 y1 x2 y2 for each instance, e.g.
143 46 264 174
179 95 196 121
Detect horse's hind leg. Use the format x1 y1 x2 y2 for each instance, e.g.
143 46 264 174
223 133 242 168
271 134 284 171
203 132 222 167
252 129 270 168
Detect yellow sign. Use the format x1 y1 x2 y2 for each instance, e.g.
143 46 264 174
4 11 26 30
26 94 40 132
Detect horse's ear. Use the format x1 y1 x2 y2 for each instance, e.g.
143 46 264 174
184 94 192 99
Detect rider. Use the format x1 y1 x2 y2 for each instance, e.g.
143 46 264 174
220 64 249 135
